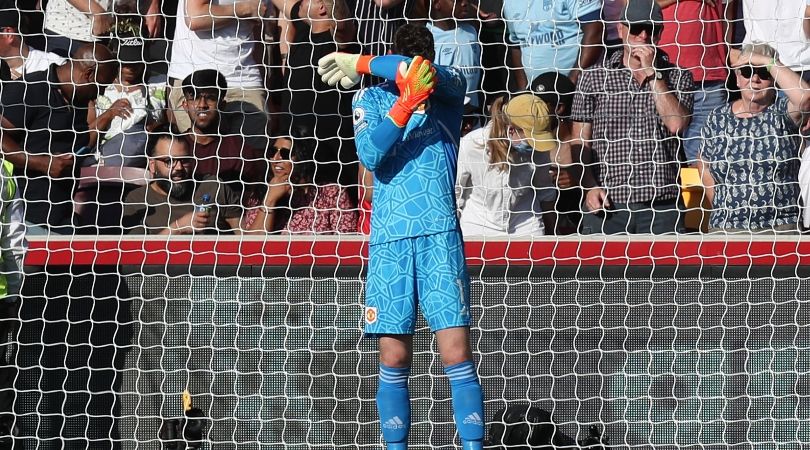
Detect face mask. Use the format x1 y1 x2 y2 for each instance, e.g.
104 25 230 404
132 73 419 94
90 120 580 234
511 140 534 154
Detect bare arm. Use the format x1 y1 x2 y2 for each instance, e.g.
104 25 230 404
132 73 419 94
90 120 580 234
697 156 715 206
571 121 596 189
805 4 810 39
725 0 736 45
66 0 112 35
185 0 265 32
0 115 66 176
332 0 356 46
569 21 604 84
649 76 692 134
508 46 528 91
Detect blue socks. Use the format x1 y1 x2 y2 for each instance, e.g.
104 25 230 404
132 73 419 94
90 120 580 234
446 361 485 450
377 365 410 449
377 361 485 450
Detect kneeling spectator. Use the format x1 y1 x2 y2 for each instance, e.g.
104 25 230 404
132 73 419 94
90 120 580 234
698 44 809 234
245 127 358 234
456 93 559 236
122 128 243 234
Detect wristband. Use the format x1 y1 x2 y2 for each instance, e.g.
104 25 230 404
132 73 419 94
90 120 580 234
767 58 776 71
356 55 374 76
387 101 414 128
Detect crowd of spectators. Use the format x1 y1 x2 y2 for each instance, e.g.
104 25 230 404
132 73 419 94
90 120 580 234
1 0 810 236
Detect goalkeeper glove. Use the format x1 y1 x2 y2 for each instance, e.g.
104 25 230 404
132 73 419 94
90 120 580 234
388 56 436 128
317 52 374 89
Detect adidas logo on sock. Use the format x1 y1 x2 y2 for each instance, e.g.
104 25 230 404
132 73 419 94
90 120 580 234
382 416 407 430
462 412 483 427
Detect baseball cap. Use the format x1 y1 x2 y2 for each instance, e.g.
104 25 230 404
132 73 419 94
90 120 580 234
530 72 576 114
114 37 146 64
0 9 20 29
181 69 228 100
503 94 557 152
621 0 663 25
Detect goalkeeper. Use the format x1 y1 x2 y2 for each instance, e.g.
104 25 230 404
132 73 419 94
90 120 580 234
318 24 484 450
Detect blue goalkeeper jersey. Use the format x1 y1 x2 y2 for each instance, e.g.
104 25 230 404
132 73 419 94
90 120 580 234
353 63 467 245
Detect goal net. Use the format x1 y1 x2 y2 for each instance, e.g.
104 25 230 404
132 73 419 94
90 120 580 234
2 0 810 449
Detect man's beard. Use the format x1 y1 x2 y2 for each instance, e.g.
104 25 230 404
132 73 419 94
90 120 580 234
156 178 193 200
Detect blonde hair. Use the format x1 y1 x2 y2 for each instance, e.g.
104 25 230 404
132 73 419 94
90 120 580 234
487 96 512 172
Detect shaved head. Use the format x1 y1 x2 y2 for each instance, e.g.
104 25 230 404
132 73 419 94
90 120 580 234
58 43 117 105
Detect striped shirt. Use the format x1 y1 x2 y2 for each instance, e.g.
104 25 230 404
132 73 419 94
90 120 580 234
347 0 411 85
571 49 695 204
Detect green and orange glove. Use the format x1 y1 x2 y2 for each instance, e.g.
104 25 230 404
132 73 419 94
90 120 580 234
388 56 436 127
317 53 374 89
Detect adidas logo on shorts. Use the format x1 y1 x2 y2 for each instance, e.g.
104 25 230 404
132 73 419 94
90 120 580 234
382 416 407 430
462 412 483 427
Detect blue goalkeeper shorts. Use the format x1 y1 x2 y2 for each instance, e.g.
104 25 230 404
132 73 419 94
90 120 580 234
364 230 471 336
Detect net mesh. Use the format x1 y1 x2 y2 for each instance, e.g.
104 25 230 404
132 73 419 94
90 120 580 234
1 0 810 448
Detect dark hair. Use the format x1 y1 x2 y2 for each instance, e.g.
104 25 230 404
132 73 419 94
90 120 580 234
288 124 318 185
181 69 227 101
146 124 187 157
530 72 575 117
392 24 436 61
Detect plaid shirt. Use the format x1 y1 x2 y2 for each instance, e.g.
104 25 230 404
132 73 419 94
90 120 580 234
572 50 695 204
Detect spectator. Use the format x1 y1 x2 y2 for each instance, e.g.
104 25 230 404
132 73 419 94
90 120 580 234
531 71 580 234
39 0 128 56
602 0 623 57
167 0 269 150
89 36 166 168
0 43 116 234
456 93 558 237
658 0 732 164
503 0 603 88
180 69 268 210
122 128 244 234
426 0 482 110
357 163 373 234
571 0 694 235
698 44 809 234
279 0 357 185
0 8 65 81
350 0 412 61
743 0 810 79
246 127 358 234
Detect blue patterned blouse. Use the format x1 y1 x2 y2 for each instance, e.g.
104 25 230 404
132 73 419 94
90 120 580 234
700 96 801 231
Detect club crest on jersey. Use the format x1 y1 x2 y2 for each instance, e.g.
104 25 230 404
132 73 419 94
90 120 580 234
353 107 365 124
365 306 378 324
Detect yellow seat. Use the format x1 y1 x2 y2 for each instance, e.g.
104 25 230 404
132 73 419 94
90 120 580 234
680 167 709 232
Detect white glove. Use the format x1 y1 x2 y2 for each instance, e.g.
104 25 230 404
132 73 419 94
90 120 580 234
317 52 363 89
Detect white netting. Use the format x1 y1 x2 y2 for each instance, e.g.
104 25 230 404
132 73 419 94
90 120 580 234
1 0 810 448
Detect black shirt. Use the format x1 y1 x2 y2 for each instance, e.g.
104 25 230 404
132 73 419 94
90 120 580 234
0 65 88 226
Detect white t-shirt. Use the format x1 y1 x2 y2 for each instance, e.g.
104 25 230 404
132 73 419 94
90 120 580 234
7 47 65 79
168 0 263 88
456 123 555 237
744 0 810 70
43 0 113 42
95 84 167 141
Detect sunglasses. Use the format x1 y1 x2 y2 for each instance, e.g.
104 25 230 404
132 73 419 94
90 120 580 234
738 65 773 81
628 23 659 37
154 156 194 167
272 146 291 159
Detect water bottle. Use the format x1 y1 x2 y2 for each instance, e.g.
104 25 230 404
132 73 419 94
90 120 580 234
196 194 212 213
